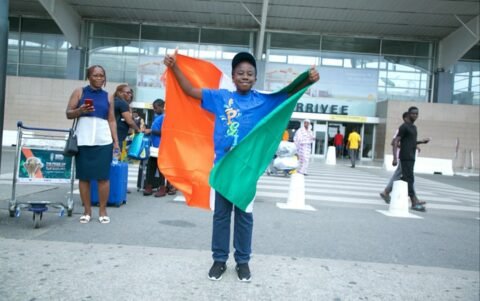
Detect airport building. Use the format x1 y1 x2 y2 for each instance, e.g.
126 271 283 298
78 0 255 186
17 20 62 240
2 0 479 171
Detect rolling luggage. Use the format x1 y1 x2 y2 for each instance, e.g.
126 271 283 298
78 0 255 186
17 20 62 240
91 162 128 207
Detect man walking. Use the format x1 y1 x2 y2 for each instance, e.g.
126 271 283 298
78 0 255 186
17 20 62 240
346 128 361 168
333 130 344 158
392 106 430 212
380 112 409 203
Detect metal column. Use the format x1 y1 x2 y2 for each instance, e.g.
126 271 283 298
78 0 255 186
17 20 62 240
0 0 11 171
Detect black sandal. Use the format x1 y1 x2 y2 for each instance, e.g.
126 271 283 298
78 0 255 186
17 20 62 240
379 192 390 204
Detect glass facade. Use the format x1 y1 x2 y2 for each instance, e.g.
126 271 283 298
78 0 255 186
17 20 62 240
6 18 478 107
378 40 432 102
267 33 433 103
87 22 252 87
7 17 70 79
88 38 140 86
452 45 480 106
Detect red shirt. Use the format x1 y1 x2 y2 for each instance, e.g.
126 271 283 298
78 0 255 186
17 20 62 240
334 133 344 146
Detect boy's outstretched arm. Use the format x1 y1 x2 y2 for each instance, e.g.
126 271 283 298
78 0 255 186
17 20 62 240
164 50 202 100
288 66 320 96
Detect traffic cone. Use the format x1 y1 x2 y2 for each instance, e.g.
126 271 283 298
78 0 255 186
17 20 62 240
276 172 315 211
325 146 336 165
377 180 422 218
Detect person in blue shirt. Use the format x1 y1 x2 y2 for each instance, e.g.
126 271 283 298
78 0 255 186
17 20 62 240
143 99 167 197
164 51 319 282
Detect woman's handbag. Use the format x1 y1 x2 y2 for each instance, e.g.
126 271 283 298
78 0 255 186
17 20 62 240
63 119 78 157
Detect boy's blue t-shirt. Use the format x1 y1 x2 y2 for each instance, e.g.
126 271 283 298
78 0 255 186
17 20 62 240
201 89 288 163
150 114 164 148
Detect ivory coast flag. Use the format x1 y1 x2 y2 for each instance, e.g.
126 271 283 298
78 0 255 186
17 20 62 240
159 54 312 211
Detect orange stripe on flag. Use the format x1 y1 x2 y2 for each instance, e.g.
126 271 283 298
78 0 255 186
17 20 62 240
158 55 222 210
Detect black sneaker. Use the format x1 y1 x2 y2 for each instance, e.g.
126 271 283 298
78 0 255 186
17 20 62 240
235 263 251 282
208 261 226 281
411 203 426 212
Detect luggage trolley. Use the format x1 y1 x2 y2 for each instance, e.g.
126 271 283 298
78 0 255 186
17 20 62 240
8 121 75 228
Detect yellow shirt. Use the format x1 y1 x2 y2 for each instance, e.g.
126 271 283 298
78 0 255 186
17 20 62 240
347 132 361 149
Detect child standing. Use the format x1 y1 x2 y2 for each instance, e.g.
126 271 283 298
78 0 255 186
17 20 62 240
164 51 319 281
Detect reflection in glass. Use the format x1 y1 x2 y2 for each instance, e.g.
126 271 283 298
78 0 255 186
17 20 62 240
10 32 70 78
89 39 140 86
362 124 374 159
453 60 480 105
378 58 431 102
314 131 325 156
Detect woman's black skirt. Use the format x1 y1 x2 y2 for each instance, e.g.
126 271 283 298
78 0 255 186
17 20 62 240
75 144 113 180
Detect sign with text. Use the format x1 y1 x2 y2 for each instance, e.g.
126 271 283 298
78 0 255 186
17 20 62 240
135 58 378 117
18 148 73 184
266 63 378 117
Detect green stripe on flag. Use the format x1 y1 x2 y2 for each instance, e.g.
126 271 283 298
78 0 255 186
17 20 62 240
209 70 311 211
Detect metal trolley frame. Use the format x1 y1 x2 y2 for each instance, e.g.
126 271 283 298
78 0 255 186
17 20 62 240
8 121 75 228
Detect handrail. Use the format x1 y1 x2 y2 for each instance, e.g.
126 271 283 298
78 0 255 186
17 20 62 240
17 121 70 133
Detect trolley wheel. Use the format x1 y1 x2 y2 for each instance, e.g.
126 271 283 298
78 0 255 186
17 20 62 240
67 209 73 217
33 212 42 229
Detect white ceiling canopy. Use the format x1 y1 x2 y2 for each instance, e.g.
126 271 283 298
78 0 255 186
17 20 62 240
9 0 480 40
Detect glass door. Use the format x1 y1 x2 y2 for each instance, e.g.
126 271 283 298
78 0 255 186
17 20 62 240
313 124 327 157
362 124 375 159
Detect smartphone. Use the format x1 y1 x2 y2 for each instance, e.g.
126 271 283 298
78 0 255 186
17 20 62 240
84 99 93 107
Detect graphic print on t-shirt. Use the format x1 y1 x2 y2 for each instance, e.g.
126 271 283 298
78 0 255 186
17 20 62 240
222 98 241 147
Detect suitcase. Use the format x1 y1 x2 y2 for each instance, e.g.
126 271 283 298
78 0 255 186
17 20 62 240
91 162 128 207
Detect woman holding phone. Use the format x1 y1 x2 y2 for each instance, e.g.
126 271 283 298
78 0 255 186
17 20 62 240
65 65 119 224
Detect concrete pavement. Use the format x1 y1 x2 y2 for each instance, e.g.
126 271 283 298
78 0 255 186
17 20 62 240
1 238 478 301
0 146 479 300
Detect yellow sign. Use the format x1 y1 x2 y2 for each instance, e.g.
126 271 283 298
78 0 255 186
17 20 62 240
329 115 367 123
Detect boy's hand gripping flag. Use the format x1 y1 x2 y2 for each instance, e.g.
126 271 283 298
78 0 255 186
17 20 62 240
159 54 220 210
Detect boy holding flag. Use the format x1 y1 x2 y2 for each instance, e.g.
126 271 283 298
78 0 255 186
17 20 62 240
164 51 319 281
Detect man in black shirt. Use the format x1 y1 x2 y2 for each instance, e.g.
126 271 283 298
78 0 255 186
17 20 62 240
392 106 430 212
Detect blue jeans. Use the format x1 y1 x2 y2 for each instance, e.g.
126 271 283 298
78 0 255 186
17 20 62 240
211 191 253 264
335 145 343 158
386 161 402 193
